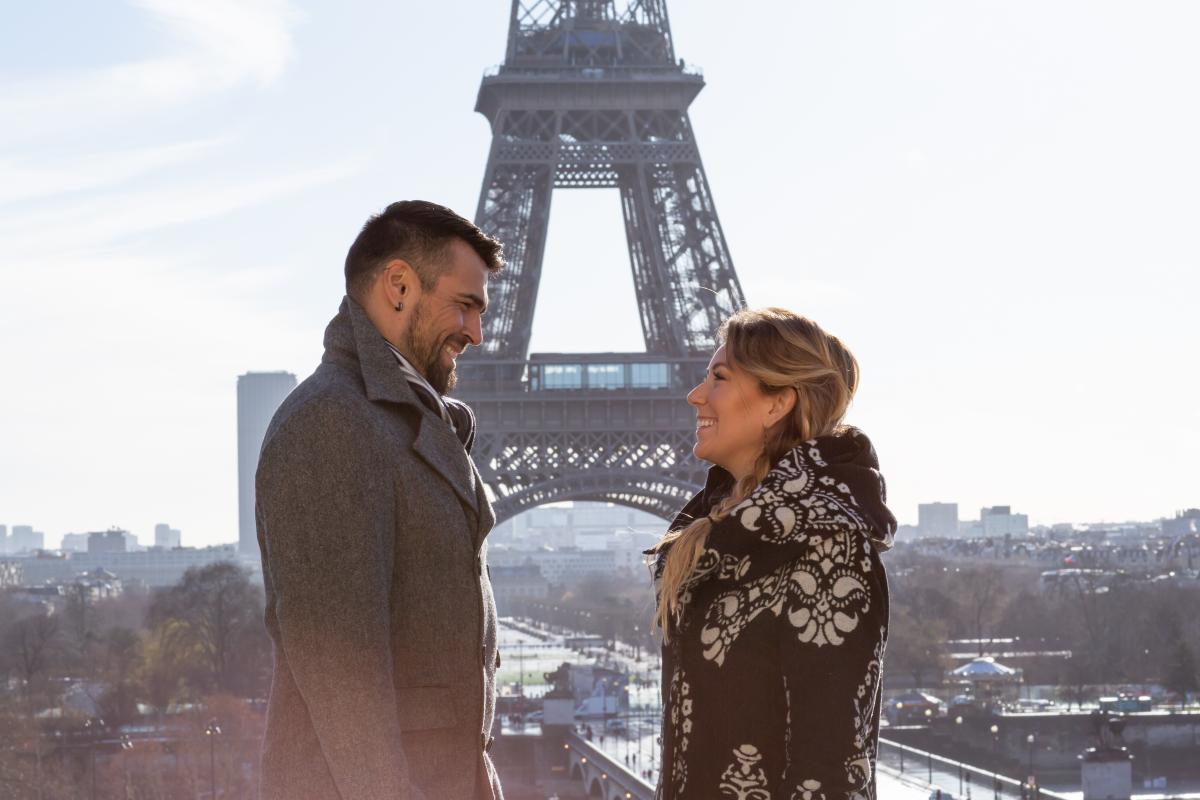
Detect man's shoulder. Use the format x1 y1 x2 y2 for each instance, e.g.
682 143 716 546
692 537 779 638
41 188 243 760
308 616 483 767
262 364 399 456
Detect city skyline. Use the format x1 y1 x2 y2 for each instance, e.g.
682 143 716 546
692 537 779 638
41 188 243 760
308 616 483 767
2 1 1198 547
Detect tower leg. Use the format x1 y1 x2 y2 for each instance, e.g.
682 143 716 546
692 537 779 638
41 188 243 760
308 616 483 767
474 155 554 359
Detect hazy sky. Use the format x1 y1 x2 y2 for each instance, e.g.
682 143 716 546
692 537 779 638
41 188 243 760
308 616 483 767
2 1 1197 548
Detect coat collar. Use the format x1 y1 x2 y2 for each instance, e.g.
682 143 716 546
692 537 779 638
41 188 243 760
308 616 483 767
657 427 897 593
321 296 481 522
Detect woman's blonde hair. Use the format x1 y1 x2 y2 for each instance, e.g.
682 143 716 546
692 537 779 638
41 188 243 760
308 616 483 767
650 307 860 640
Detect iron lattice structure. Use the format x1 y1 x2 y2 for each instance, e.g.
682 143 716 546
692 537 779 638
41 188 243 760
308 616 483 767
456 0 748 522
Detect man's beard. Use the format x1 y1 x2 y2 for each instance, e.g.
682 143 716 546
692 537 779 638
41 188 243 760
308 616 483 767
406 302 461 395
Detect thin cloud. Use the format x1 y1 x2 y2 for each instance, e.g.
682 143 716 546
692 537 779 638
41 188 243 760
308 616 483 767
0 0 301 145
0 138 227 205
0 157 364 261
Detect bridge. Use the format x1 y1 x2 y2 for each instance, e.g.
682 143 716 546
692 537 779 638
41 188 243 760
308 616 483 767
563 730 656 800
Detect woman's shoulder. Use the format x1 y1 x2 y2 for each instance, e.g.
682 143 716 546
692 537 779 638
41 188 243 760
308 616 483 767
745 428 896 550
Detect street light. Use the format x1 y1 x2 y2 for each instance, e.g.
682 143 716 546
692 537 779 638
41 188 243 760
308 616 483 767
955 717 965 795
205 719 222 800
1026 733 1036 793
84 716 105 800
120 735 134 795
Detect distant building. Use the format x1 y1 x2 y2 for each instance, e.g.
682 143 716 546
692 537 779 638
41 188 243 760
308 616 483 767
74 568 124 601
491 503 663 549
489 564 550 614
918 502 959 538
60 533 89 552
0 525 7 553
237 371 298 556
1164 509 1200 536
981 506 1029 536
11 545 240 588
0 559 22 588
154 523 182 549
487 547 617 584
88 530 130 554
10 525 44 553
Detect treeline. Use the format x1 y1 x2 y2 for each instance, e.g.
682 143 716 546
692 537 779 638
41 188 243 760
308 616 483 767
0 562 270 799
885 553 1200 698
515 556 1200 701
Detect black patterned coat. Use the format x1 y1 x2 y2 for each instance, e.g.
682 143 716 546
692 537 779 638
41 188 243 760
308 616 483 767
651 429 896 800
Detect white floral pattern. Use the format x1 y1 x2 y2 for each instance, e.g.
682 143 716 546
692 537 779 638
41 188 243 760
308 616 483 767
699 527 872 665
844 631 885 800
719 744 773 800
667 665 693 797
791 779 826 800
733 443 876 546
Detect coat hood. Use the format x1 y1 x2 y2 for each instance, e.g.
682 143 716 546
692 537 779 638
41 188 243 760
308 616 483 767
654 426 897 593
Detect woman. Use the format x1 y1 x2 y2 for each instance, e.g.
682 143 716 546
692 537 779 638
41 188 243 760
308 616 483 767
648 308 896 800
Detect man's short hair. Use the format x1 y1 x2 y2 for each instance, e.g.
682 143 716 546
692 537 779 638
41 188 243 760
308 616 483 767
344 200 503 300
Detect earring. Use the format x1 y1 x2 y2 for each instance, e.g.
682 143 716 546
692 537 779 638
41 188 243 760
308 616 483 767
395 301 404 312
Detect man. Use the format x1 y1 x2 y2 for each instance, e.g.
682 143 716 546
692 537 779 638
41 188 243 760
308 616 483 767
255 201 505 799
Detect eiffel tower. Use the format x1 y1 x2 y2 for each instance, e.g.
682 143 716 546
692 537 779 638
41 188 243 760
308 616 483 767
456 0 747 523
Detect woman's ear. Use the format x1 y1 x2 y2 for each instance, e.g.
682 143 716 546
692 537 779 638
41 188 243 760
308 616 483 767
765 387 797 429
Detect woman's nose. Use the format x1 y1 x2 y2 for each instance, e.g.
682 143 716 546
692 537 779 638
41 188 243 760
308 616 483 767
686 382 705 407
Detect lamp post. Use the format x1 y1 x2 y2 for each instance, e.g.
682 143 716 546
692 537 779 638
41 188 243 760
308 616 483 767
84 716 104 800
1026 733 1036 796
990 724 1001 800
120 734 134 796
205 719 222 799
955 717 965 796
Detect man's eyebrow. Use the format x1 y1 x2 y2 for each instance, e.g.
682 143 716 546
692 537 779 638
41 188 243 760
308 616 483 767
459 292 487 312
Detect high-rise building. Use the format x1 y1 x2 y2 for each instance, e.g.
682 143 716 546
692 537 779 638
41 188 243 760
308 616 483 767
1164 509 1200 536
88 530 130 554
61 532 89 552
918 502 959 538
0 525 7 554
10 525 44 553
980 506 1029 536
238 372 297 555
154 523 182 549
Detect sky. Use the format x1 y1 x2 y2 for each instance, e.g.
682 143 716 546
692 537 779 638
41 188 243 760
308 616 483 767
1 1 1197 548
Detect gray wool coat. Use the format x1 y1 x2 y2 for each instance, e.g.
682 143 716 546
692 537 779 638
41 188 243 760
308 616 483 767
255 297 503 800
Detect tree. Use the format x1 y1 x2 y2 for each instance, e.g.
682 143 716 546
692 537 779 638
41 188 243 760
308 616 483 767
955 566 1007 656
146 561 268 696
1 611 61 709
1164 640 1199 707
885 607 948 689
97 626 143 728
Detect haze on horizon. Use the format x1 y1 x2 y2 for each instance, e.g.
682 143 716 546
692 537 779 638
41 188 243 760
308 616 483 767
1 1 1197 548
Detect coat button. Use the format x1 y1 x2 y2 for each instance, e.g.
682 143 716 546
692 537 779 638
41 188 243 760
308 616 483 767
483 734 495 753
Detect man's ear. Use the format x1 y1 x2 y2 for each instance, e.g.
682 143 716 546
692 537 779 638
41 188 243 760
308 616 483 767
380 259 417 306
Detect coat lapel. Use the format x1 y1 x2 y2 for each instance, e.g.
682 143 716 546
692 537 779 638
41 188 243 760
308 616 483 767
411 414 479 519
470 460 496 552
328 296 481 523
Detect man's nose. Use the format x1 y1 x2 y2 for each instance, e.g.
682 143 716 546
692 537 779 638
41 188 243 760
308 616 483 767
465 311 483 347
